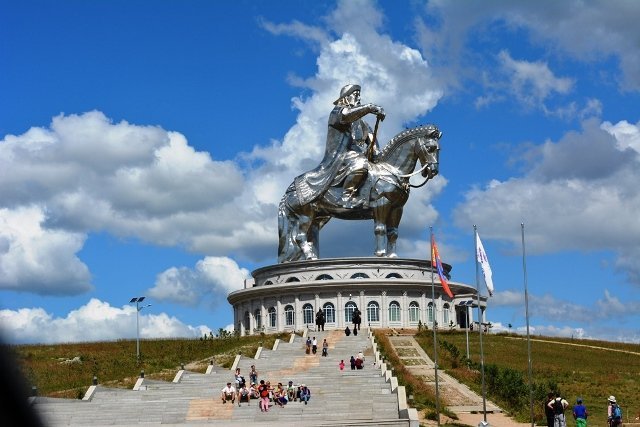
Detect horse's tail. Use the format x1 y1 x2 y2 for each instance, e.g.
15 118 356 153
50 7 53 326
277 183 299 263
277 197 289 263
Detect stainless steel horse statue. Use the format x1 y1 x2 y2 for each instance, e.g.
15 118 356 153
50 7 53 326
278 124 442 263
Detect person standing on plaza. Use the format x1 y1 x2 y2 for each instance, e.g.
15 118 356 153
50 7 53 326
607 396 622 427
547 392 568 427
312 336 318 354
544 392 555 427
322 338 328 357
249 364 258 385
572 397 588 427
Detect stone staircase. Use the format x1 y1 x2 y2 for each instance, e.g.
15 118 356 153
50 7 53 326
32 329 417 426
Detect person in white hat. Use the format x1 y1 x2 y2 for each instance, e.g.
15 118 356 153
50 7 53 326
608 395 622 426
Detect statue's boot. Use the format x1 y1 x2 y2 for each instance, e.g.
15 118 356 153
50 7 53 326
342 171 366 208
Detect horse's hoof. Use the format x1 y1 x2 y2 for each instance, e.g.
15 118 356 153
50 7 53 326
375 251 386 257
388 253 398 258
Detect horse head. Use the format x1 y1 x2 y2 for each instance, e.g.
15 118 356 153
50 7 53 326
415 125 441 180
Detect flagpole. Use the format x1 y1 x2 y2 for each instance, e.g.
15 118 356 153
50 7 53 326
474 225 488 423
522 223 534 427
430 226 441 427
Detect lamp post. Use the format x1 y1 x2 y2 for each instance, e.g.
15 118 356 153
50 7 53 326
129 297 151 361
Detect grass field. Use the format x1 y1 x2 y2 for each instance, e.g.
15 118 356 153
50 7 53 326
413 329 640 426
7 330 639 426
7 333 286 399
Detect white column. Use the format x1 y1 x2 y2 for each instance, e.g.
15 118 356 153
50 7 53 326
276 299 282 333
402 291 408 327
359 290 365 328
337 292 343 328
381 291 387 328
249 304 255 335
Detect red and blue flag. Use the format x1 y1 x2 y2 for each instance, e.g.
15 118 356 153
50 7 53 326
431 235 454 298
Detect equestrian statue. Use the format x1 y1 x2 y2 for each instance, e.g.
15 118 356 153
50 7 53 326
278 84 442 263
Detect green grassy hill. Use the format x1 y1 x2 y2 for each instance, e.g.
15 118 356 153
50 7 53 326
412 329 640 426
7 333 286 399
7 330 640 426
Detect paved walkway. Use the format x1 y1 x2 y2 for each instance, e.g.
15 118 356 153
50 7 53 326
387 335 531 427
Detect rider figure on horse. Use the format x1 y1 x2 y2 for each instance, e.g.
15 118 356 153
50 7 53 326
293 84 386 209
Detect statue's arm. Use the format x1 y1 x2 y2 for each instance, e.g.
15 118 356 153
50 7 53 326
339 103 385 124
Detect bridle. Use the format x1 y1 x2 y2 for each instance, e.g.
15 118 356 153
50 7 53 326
377 136 438 188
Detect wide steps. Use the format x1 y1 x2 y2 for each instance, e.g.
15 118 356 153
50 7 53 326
34 329 406 426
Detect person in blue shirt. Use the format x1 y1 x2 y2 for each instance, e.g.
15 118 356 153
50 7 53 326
572 397 588 427
299 384 311 405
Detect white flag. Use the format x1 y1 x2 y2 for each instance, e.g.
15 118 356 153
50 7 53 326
476 233 494 296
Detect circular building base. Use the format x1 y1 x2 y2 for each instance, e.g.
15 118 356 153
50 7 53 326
228 257 484 335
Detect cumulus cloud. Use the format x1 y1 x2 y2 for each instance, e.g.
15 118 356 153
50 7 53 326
495 50 574 109
148 256 249 306
0 298 210 344
0 0 449 298
454 119 640 283
418 0 640 109
0 111 270 294
0 206 91 294
491 288 639 324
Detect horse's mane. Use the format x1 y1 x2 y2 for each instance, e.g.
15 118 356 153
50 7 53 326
378 124 439 160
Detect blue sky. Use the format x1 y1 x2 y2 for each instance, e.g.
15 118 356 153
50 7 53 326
1 0 639 344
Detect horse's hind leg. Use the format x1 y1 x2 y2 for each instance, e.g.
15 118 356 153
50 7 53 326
373 205 388 257
295 213 318 260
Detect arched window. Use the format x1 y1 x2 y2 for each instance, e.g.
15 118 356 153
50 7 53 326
388 301 401 322
316 274 333 280
268 307 276 328
244 311 250 330
323 303 335 323
367 301 380 322
302 303 314 325
386 273 402 279
286 277 300 282
443 303 450 326
284 304 295 326
344 301 357 323
409 301 420 322
254 309 262 330
264 280 273 286
350 272 369 279
427 302 434 323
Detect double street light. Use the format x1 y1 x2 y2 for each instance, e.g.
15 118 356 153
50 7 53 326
459 300 477 359
129 296 151 361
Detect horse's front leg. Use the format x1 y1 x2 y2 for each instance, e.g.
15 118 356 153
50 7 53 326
386 207 403 258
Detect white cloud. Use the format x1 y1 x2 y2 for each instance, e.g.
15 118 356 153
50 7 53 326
259 18 329 46
0 0 449 298
420 0 640 92
0 298 209 344
497 50 574 108
454 119 640 283
490 288 639 324
601 119 640 153
148 257 248 306
0 206 91 294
